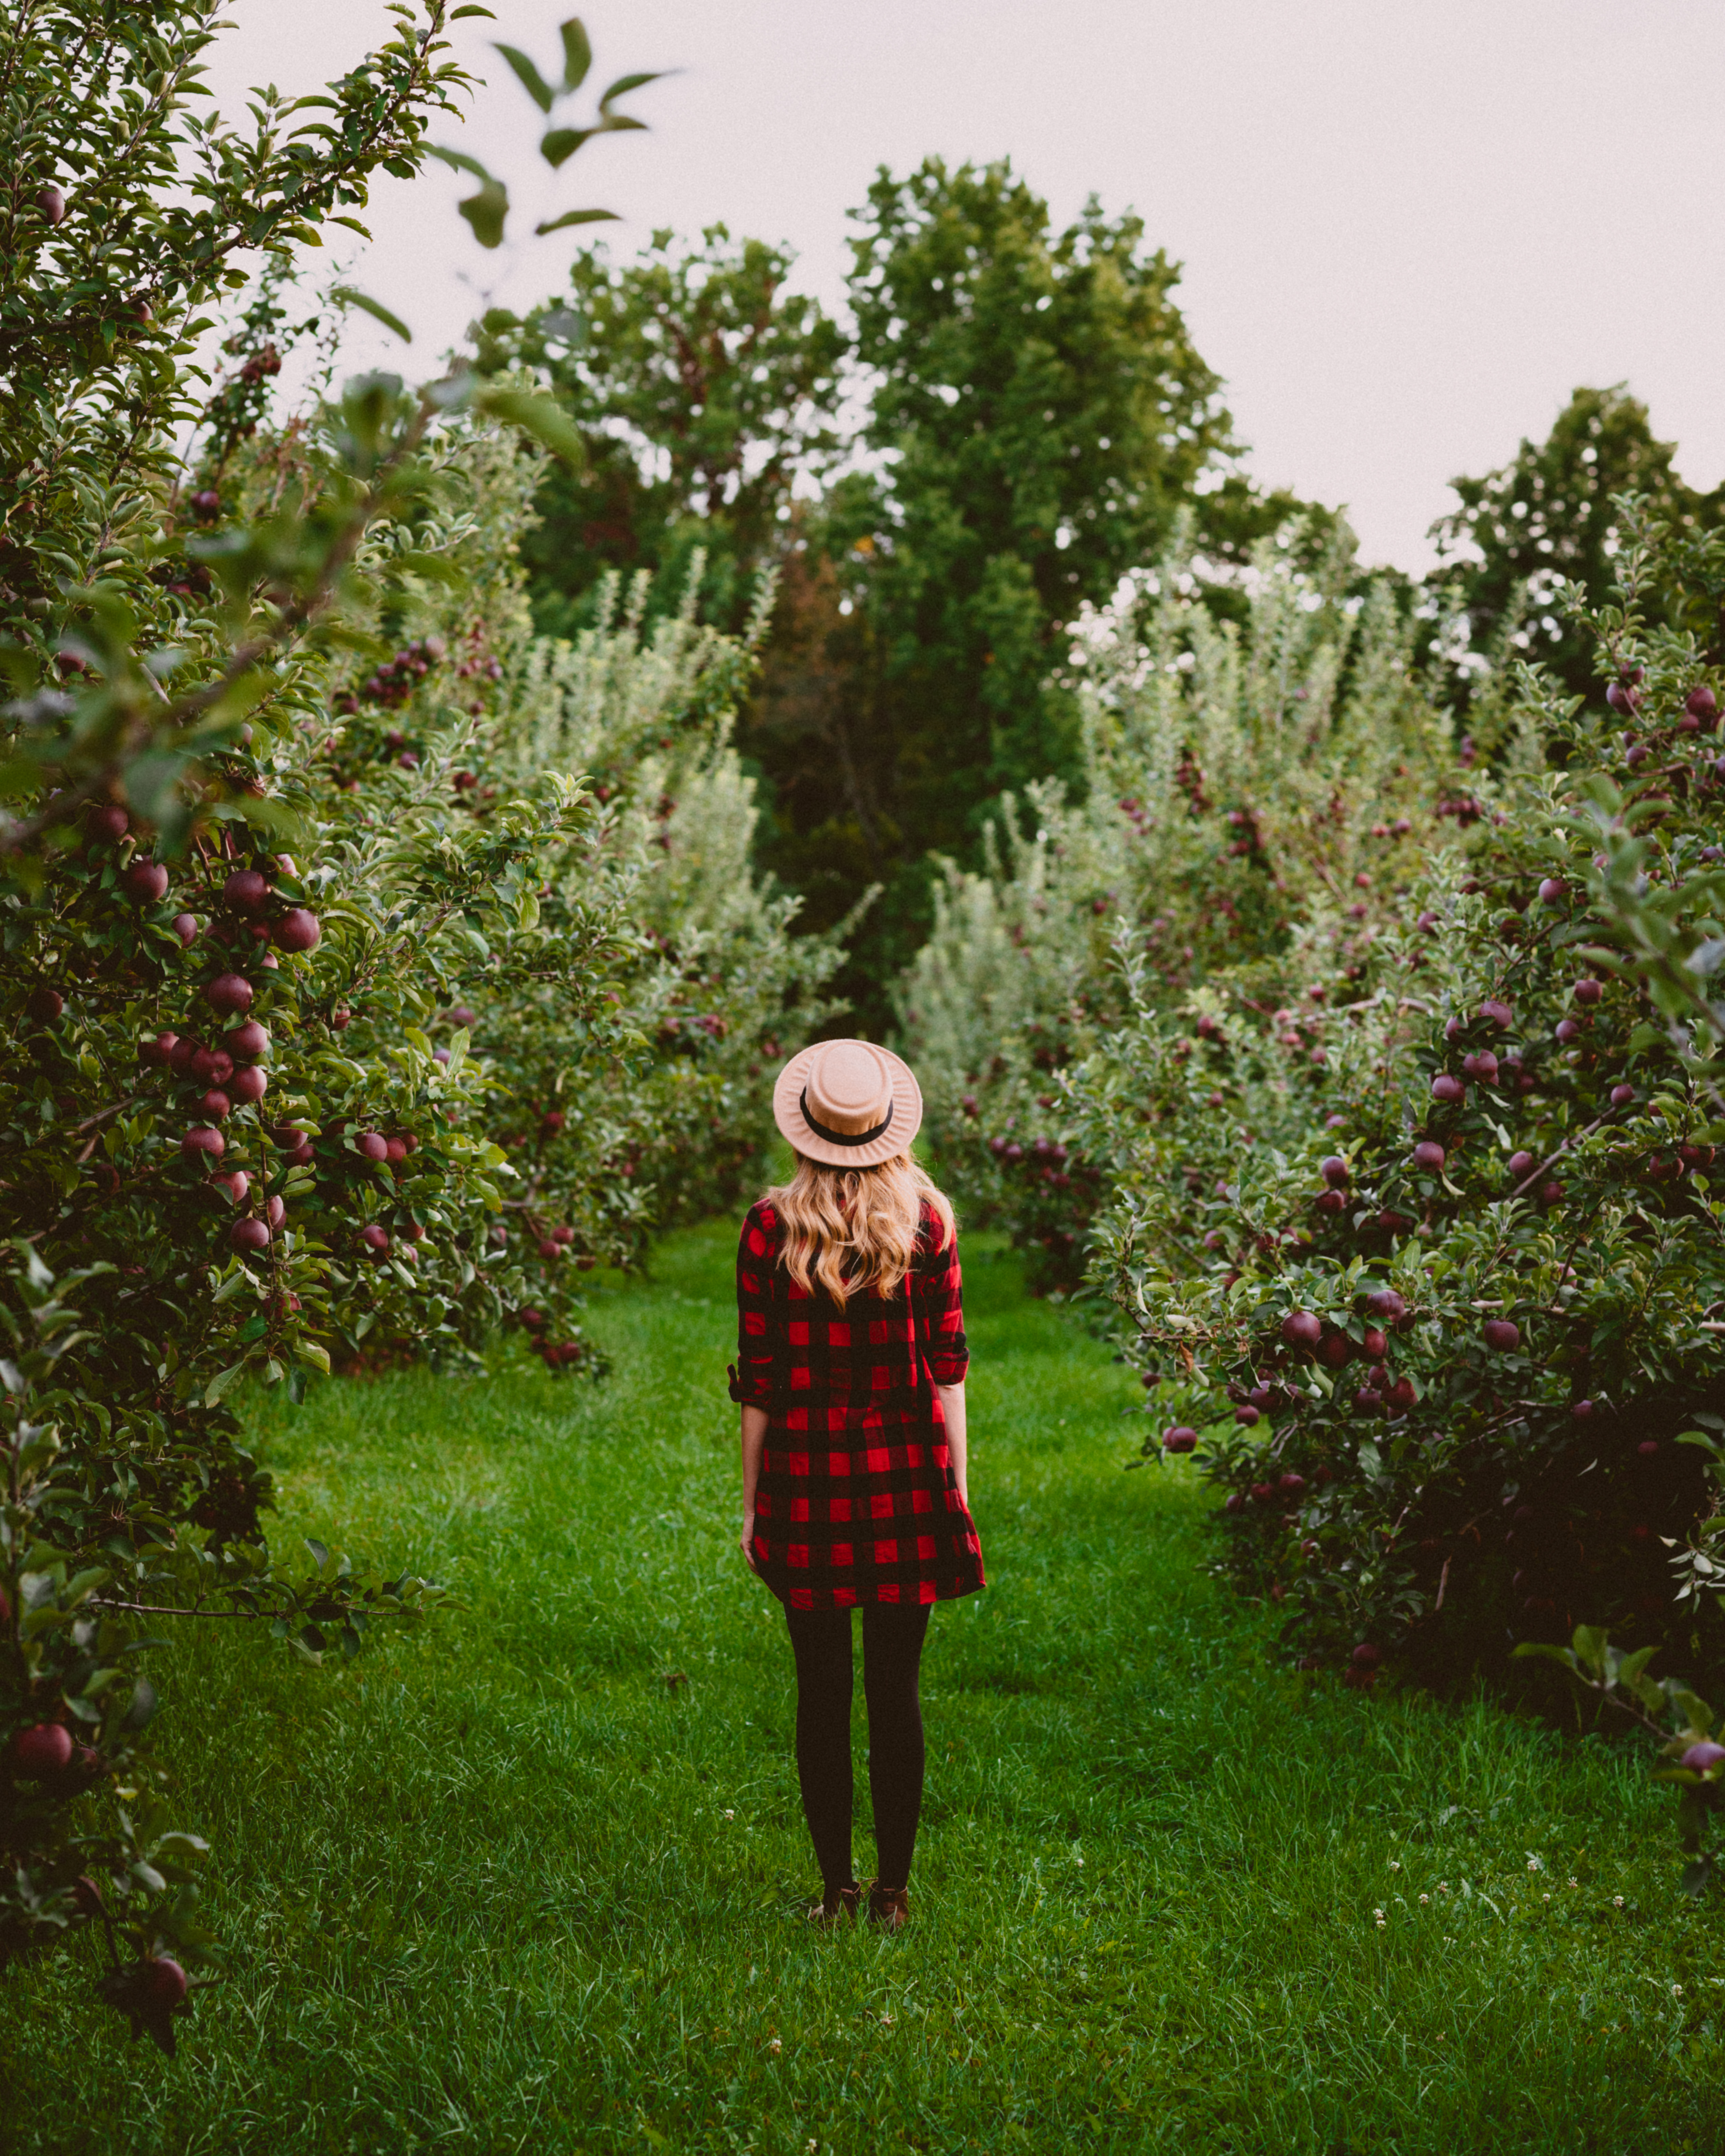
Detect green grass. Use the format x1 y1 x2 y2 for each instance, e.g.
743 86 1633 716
4 1222 1723 2153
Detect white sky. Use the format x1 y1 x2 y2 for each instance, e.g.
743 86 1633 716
206 0 1725 574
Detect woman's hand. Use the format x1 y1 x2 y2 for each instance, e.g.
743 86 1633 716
739 1510 758 1571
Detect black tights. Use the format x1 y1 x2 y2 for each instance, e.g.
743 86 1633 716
784 1601 931 1895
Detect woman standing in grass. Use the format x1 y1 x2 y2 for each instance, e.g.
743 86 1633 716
730 1038 985 1931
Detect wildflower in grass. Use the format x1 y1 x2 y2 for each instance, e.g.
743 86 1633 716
1613 1895 1624 1907
1374 1908 1385 1919
1673 1984 1684 1997
724 1808 735 1819
1419 1893 1429 1904
1527 1856 1542 1872
1568 1877 1578 1888
769 2036 783 2053
1389 1860 1401 1871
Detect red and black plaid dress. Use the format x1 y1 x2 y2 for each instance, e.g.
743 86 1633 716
729 1198 986 1610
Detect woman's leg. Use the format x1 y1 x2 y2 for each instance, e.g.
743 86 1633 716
784 1603 856 1894
860 1601 932 1892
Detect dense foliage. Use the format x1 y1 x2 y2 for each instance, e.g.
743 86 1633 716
1426 385 1725 728
0 2 829 2052
1091 506 1725 1715
899 523 1460 1287
517 227 846 639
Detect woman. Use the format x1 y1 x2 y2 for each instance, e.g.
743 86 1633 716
730 1038 985 1931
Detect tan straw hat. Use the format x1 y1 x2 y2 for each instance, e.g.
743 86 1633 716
772 1038 923 1170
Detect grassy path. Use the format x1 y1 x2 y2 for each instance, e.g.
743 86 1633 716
4 1223 1722 2153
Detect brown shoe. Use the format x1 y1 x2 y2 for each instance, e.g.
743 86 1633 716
807 1881 861 1929
867 1880 910 1932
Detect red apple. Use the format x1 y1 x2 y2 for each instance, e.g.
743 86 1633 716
1387 1376 1417 1410
1538 878 1568 906
35 183 65 224
13 1722 73 1775
231 1217 270 1252
1163 1426 1197 1454
224 1020 268 1060
1573 977 1603 1005
1610 1083 1635 1107
125 860 169 902
1362 1328 1388 1361
1366 1288 1406 1321
1320 1155 1349 1187
1482 1318 1520 1352
1234 1404 1260 1426
88 803 128 842
384 1137 407 1165
362 1224 390 1254
27 986 63 1023
140 1033 175 1067
181 1125 224 1161
199 1089 230 1121
1350 1643 1381 1669
223 869 270 912
1278 1471 1305 1495
171 912 199 946
206 972 253 1016
1508 1151 1535 1178
212 1171 249 1205
191 1046 233 1086
1479 999 1513 1027
1412 1140 1446 1171
1431 1074 1466 1104
265 1196 286 1230
1281 1310 1322 1350
273 908 320 953
230 1064 267 1105
137 1957 188 2010
358 1133 389 1163
1462 1051 1498 1083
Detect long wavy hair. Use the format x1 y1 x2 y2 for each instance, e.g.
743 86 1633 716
766 1151 955 1304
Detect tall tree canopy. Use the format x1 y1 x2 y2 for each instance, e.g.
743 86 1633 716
1427 384 1725 726
518 226 846 636
747 157 1300 1012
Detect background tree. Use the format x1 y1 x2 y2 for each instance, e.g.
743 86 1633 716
749 157 1311 1023
517 227 847 638
1426 384 1725 737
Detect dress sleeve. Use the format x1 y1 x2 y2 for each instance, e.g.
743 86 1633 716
917 1211 969 1386
728 1203 778 1407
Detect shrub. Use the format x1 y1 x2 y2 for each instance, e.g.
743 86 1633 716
0 0 684 2045
899 523 1459 1286
1094 502 1725 1699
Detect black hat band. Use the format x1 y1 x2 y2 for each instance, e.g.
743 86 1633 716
799 1085 894 1149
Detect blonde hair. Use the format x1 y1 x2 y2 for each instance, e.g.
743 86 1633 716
767 1151 956 1304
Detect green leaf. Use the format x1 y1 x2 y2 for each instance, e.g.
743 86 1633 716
494 42 555 113
1571 1624 1608 1675
332 286 411 344
450 4 496 15
536 206 618 235
559 17 593 89
1511 1641 1578 1670
474 386 584 466
458 177 510 250
428 145 491 182
304 1537 330 1570
540 127 596 169
204 1361 245 1407
600 70 667 107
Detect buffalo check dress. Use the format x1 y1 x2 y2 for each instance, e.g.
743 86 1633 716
730 1198 986 1610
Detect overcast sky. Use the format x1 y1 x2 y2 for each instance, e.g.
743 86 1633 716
206 0 1725 573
